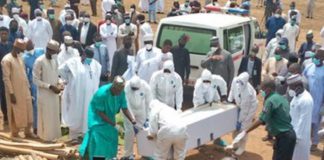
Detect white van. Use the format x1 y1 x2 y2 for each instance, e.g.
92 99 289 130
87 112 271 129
154 13 262 85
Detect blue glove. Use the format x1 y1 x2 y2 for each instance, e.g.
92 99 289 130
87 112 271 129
236 122 242 131
133 126 139 135
143 119 149 128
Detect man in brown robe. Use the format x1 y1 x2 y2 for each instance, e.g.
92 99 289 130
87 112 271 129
1 39 34 138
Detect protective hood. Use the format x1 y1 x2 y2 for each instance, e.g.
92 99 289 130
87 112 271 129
237 72 249 87
201 69 212 81
276 29 284 37
162 60 175 72
129 75 141 88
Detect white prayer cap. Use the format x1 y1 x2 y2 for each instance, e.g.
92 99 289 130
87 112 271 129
162 60 175 72
64 36 73 44
34 8 42 15
11 7 20 14
286 74 302 85
201 69 212 81
129 75 141 88
47 40 60 52
143 34 154 42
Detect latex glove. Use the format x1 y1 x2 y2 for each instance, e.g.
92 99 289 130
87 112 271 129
236 122 242 131
143 119 149 128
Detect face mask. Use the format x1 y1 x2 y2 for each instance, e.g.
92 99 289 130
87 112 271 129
288 89 296 97
313 58 321 66
275 54 282 61
145 44 153 51
211 47 218 52
66 20 73 25
106 20 111 25
48 14 55 20
261 90 266 97
279 44 287 50
202 83 211 89
51 54 58 60
125 18 131 25
79 17 84 22
84 58 92 65
95 42 101 47
291 21 296 26
114 9 118 13
84 17 90 23
274 14 280 18
40 4 45 9
130 8 135 12
13 14 19 20
136 20 140 24
36 16 42 21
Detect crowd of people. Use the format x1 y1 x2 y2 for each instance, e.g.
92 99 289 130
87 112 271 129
0 0 323 160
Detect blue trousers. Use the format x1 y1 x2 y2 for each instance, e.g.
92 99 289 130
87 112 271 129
148 10 156 22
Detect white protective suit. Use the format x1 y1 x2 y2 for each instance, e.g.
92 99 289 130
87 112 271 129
157 0 164 12
150 60 183 111
27 18 53 49
57 43 80 67
263 29 283 63
136 35 161 83
149 100 188 160
101 0 116 19
157 52 173 70
290 90 313 160
58 57 101 139
228 72 258 155
282 23 300 52
100 22 118 70
139 0 149 12
123 76 152 157
0 14 11 29
211 74 227 102
138 22 153 50
193 69 214 107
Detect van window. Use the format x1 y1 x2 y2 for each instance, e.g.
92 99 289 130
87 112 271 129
223 26 244 54
157 24 216 55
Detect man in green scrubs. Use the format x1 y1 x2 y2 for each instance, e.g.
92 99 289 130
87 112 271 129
234 79 296 160
79 76 136 159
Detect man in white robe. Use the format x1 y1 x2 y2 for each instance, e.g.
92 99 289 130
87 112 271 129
287 74 313 160
27 9 53 50
33 40 62 141
57 36 79 66
11 7 28 36
282 16 299 52
263 29 283 63
136 34 161 83
100 14 117 70
137 14 153 50
58 47 101 140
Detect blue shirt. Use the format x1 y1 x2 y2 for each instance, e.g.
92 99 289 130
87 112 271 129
8 31 24 44
91 43 110 76
149 0 157 10
266 16 286 42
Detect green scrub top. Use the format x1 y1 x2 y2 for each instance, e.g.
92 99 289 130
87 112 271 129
259 92 293 136
79 83 127 159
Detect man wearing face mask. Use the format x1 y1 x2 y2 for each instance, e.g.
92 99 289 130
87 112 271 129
11 7 28 36
60 14 79 42
22 40 45 134
171 34 190 84
27 9 53 50
79 76 136 159
0 12 11 29
265 9 286 45
136 34 160 83
227 72 258 156
122 75 152 160
303 48 324 151
91 33 110 86
59 47 101 142
78 12 97 47
287 2 301 25
118 13 137 53
111 36 133 79
233 79 296 160
136 14 153 50
193 69 215 107
277 37 290 60
263 29 283 63
100 14 117 70
282 16 299 52
129 4 138 24
33 40 62 142
1 39 35 138
286 74 313 160
150 60 183 111
47 8 62 43
262 48 288 81
201 36 234 89
57 35 79 67
238 45 262 91
8 19 24 44
298 31 316 65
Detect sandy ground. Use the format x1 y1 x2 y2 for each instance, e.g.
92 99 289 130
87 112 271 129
0 0 324 159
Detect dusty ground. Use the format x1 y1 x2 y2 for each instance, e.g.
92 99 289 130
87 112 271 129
1 0 324 159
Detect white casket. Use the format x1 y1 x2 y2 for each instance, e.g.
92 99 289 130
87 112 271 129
136 103 238 157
